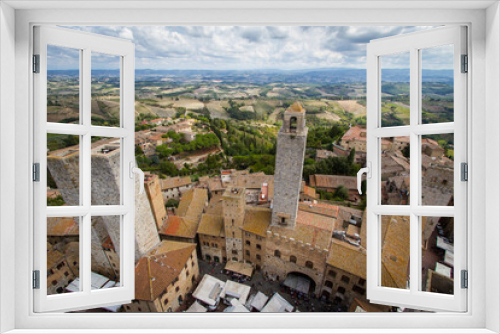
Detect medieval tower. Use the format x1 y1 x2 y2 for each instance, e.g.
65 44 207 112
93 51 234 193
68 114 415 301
271 102 308 229
47 138 160 272
222 187 246 262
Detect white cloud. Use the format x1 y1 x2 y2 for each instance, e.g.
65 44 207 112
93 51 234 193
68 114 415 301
53 25 443 71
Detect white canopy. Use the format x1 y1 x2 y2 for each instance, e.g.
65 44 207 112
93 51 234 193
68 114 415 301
186 301 208 313
261 293 294 313
283 273 311 294
192 274 225 306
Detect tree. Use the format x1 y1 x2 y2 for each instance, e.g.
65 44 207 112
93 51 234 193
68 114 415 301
160 161 178 176
348 148 356 165
335 185 349 201
166 199 179 208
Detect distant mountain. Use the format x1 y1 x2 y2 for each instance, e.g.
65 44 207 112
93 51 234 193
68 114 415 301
47 67 453 85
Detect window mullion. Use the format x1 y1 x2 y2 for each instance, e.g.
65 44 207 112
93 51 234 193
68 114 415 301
81 47 92 295
409 47 420 294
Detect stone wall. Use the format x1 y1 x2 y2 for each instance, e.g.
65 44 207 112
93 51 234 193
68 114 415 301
223 188 246 263
145 174 167 230
271 131 307 229
262 232 327 296
321 264 367 306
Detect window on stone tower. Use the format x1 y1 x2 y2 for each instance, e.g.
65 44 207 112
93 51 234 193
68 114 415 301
289 117 297 133
290 255 297 263
274 250 281 258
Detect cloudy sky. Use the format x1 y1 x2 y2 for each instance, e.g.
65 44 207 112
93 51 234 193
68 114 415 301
47 26 453 71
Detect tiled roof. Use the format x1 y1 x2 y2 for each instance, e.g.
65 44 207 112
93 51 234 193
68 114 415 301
303 186 316 198
176 188 208 222
47 217 79 237
197 213 225 237
242 208 271 237
341 126 367 141
205 194 223 215
310 174 358 191
288 101 305 113
159 215 198 239
380 215 410 289
161 176 192 190
326 238 367 279
298 202 338 219
135 241 196 301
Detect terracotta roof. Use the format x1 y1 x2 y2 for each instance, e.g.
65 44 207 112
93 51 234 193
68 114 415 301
47 217 79 237
135 241 196 301
242 208 272 237
303 186 316 199
102 236 115 251
205 194 223 215
176 188 208 222
230 174 274 195
287 101 305 113
47 249 64 269
310 174 358 191
159 215 198 239
381 215 410 289
298 202 338 218
161 176 192 190
341 126 367 141
327 239 367 279
197 213 225 237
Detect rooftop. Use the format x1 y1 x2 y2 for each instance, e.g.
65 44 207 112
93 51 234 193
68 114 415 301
242 207 272 237
310 174 358 190
135 241 196 301
287 101 305 113
47 217 79 237
197 213 225 237
160 176 192 190
327 238 367 279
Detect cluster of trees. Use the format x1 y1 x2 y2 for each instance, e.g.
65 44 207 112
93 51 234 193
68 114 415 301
306 123 347 149
156 132 220 157
303 149 360 180
231 154 275 175
224 100 255 120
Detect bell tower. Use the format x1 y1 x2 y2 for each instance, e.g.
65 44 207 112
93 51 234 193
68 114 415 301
271 102 308 229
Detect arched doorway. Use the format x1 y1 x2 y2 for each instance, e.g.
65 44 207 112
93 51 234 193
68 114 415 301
284 271 316 294
214 256 220 263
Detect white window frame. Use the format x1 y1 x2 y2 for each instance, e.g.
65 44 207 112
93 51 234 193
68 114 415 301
32 26 136 312
366 26 467 312
0 1 498 333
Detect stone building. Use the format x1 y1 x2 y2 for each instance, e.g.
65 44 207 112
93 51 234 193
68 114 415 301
123 241 199 313
263 209 335 296
340 125 392 152
197 213 226 263
47 245 76 295
242 207 271 271
160 176 193 201
223 187 246 262
144 173 167 230
321 239 367 305
271 102 308 229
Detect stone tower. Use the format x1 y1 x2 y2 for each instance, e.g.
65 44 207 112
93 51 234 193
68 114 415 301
222 187 246 262
47 138 160 264
144 173 167 231
271 102 308 229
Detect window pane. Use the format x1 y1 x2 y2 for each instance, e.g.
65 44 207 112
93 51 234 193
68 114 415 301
421 216 454 295
381 136 410 205
47 45 81 124
91 52 121 127
421 134 454 206
47 133 80 206
47 216 80 295
421 45 454 124
91 137 121 205
380 52 410 127
380 215 410 290
91 216 121 289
